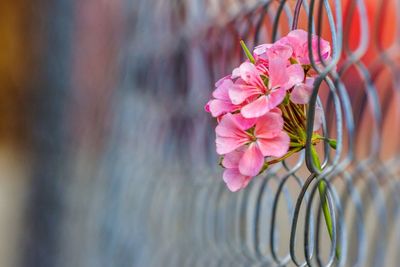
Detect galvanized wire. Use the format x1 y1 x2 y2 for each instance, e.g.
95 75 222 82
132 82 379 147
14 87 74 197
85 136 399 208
127 0 399 266
33 0 400 266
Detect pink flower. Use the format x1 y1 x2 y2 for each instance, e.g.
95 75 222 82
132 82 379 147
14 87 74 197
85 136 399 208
254 30 331 66
281 29 331 65
216 111 290 177
204 76 240 118
204 31 333 193
229 60 304 118
222 149 252 192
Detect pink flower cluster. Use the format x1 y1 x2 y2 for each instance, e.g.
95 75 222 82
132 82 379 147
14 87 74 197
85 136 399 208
205 30 331 192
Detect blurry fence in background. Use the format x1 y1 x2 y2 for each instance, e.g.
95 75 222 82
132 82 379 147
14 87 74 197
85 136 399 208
3 0 399 266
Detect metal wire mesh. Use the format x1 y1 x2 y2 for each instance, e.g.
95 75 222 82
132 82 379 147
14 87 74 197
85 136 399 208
125 0 400 266
43 0 400 266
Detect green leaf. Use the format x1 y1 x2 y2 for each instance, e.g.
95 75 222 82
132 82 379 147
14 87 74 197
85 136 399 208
310 145 321 170
310 142 341 259
240 40 255 64
328 139 337 149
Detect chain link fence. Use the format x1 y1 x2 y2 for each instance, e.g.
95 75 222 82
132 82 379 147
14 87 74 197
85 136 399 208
21 0 400 266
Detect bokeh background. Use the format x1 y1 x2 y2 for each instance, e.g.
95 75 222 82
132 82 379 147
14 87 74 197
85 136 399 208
0 0 399 266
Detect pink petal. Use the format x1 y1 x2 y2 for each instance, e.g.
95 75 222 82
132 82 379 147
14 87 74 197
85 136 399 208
229 81 261 105
241 96 271 118
216 113 255 134
276 36 294 50
222 149 244 168
216 137 247 155
236 62 264 88
267 87 287 109
284 64 304 90
287 29 308 46
254 48 270 64
213 79 233 100
215 113 246 137
267 43 293 61
207 99 235 117
257 131 290 158
231 67 241 79
290 77 314 104
286 30 309 63
268 57 289 89
290 84 312 104
305 76 315 87
313 106 323 131
223 169 251 192
256 63 269 74
215 114 249 154
310 37 331 63
204 101 211 113
254 112 284 138
270 107 282 115
253 43 272 55
285 30 331 64
238 143 264 177
215 75 232 87
233 113 257 130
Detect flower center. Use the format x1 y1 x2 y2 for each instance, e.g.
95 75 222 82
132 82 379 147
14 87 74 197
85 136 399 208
245 127 257 142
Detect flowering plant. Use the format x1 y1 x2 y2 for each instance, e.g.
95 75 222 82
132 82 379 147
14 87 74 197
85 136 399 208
205 30 336 192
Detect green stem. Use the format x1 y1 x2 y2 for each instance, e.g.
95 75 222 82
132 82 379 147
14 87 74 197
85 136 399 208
292 103 307 125
287 132 300 140
282 106 303 138
287 103 304 129
259 147 302 173
240 40 255 64
313 135 337 150
290 142 303 148
310 145 341 259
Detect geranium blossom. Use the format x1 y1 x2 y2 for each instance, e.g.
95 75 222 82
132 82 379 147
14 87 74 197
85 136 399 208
204 29 334 192
283 29 331 64
254 29 331 65
216 112 289 176
229 59 303 118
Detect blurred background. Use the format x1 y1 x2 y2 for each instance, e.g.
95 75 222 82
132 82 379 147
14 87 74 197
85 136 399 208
0 0 399 266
